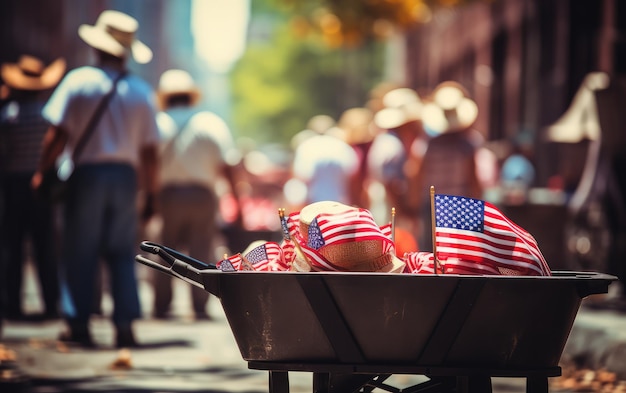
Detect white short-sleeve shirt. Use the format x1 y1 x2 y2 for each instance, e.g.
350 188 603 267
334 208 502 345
43 66 160 168
157 107 235 189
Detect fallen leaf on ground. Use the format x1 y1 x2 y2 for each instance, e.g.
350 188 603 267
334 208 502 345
109 348 133 370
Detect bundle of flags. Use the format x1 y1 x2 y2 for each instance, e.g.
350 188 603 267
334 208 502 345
216 194 551 276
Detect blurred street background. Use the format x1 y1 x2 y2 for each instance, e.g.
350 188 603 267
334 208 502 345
3 0 623 275
2 0 626 392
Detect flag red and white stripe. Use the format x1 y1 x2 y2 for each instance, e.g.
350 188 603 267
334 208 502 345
404 251 501 275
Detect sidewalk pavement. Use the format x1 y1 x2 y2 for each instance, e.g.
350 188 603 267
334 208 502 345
1 266 625 393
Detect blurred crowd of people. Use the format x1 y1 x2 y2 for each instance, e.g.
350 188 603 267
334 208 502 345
283 79 537 255
0 10 247 347
0 9 547 347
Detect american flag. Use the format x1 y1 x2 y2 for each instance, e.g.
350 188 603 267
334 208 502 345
280 239 296 266
280 214 291 240
218 254 242 271
243 242 286 271
434 194 551 276
405 251 501 275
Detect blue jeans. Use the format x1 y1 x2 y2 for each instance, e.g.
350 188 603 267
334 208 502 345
60 163 140 326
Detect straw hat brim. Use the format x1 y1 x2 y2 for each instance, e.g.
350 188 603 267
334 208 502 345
374 107 407 130
1 58 66 91
78 24 152 64
421 98 478 135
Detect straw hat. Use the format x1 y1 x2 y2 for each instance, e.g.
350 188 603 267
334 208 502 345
1 55 66 91
421 81 478 134
382 87 421 109
78 10 152 64
338 107 375 145
157 69 201 109
297 201 405 273
374 87 423 130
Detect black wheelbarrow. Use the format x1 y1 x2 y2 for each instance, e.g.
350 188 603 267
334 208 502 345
136 241 617 393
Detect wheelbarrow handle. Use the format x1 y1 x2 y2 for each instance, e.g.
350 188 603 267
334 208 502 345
140 241 217 270
136 254 206 289
137 241 218 290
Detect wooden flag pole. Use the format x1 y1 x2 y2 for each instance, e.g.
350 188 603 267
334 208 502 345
241 255 255 271
430 186 442 274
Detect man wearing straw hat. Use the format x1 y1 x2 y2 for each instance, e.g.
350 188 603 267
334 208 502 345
1 55 66 323
31 10 160 348
152 69 241 320
408 81 483 252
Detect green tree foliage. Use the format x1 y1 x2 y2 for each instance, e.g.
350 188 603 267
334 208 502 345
230 0 386 146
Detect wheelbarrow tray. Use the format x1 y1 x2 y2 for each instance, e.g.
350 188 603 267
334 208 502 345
197 269 612 369
136 243 614 368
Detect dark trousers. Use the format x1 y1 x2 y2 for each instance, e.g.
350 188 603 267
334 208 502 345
0 173 59 317
153 184 217 317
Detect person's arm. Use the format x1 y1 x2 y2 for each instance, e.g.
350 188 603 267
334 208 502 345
139 144 159 221
31 125 68 190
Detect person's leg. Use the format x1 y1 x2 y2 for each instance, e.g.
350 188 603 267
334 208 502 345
101 164 141 347
3 175 28 319
152 187 186 318
188 188 216 319
29 186 60 318
0 176 12 324
60 166 107 346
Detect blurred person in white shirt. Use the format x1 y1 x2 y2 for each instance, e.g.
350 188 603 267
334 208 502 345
153 69 241 320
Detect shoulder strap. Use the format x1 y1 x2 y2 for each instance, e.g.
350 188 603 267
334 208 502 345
72 71 126 162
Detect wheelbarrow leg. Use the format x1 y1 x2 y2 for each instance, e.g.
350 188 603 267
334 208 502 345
269 371 290 393
456 376 492 393
313 372 329 393
526 376 548 393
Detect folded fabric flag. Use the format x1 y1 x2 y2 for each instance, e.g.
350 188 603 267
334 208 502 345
433 193 551 276
217 241 288 272
285 207 397 271
217 254 242 271
404 251 501 275
243 241 288 271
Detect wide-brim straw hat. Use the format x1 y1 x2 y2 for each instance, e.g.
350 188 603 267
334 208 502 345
374 87 423 130
156 69 201 109
78 10 152 64
421 81 478 134
338 107 375 144
296 201 406 273
1 55 66 91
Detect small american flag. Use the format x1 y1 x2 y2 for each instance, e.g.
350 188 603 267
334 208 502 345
280 214 291 240
243 242 286 271
434 194 551 276
280 239 296 266
218 254 242 271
